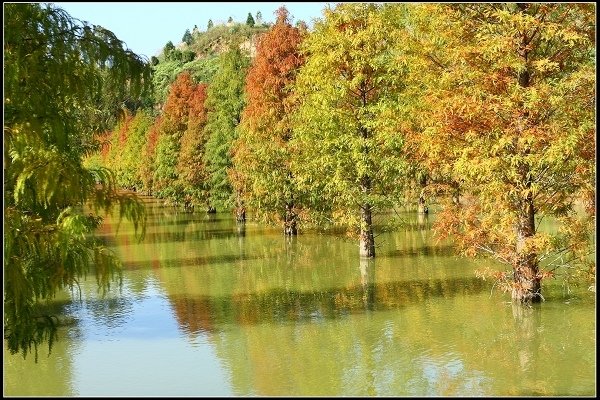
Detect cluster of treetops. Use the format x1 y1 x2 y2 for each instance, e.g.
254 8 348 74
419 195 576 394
3 2 595 359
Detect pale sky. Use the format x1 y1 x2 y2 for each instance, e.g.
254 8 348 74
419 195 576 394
52 2 333 59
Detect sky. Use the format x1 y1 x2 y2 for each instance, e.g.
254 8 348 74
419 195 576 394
53 2 332 59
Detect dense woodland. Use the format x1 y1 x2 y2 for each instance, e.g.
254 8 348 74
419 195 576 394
4 3 596 358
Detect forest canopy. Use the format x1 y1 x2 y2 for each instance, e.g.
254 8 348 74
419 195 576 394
4 3 596 359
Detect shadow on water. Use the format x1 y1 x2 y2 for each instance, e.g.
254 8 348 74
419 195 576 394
141 228 244 244
122 253 262 270
167 274 487 335
98 227 246 246
97 210 229 231
383 244 457 258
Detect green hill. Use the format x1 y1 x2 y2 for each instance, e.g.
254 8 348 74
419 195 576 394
151 21 270 107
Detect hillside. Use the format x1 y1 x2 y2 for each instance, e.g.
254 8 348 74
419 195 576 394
151 21 270 106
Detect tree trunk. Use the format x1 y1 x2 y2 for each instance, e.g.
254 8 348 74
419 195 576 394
512 20 540 303
360 258 375 310
283 170 297 236
513 156 540 303
513 194 541 303
417 174 428 214
360 203 375 258
235 193 246 223
235 207 246 223
359 119 375 258
417 194 428 214
284 202 297 236
451 182 460 206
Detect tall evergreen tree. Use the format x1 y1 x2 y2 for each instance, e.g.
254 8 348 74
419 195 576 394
246 12 256 27
182 28 193 45
163 40 175 58
203 46 251 218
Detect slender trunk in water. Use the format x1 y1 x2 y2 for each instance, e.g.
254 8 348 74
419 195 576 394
359 174 375 258
417 174 428 214
284 201 297 236
360 258 375 310
235 192 246 223
359 203 375 257
358 119 375 257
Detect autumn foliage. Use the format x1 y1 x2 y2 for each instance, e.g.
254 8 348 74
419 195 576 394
406 3 596 302
153 72 210 203
233 6 306 233
94 3 595 304
177 82 209 209
291 3 410 255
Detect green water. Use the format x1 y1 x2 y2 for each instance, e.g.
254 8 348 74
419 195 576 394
4 196 596 396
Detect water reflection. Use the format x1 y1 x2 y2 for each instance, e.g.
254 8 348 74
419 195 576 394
4 198 595 396
3 327 78 396
360 258 375 311
167 273 486 336
3 291 81 395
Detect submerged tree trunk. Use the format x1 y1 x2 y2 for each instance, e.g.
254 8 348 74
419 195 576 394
359 258 375 310
360 203 375 257
284 202 297 236
418 193 428 214
358 118 375 258
235 192 246 223
513 137 540 302
513 191 541 303
359 173 375 258
417 174 428 214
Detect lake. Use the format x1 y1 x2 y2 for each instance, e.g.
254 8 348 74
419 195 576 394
4 195 596 396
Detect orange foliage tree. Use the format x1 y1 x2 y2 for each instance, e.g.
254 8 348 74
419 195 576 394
232 6 306 235
407 3 596 302
177 82 210 211
139 116 162 195
153 71 207 203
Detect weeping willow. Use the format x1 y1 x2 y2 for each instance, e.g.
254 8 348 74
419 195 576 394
4 3 152 359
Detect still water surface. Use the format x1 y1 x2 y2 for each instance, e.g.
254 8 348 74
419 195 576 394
4 196 596 396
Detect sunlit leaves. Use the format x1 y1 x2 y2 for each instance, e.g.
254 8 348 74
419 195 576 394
409 3 595 297
232 6 306 226
4 3 150 358
291 3 410 234
203 46 250 209
151 72 209 203
177 82 210 209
